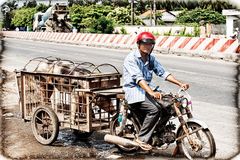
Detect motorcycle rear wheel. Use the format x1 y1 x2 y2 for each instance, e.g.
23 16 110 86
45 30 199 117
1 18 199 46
177 122 216 159
110 113 140 152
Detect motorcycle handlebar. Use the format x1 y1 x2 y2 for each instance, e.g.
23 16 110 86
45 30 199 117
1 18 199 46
178 88 190 97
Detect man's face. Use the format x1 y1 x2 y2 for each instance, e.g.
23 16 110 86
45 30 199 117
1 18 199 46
139 42 154 55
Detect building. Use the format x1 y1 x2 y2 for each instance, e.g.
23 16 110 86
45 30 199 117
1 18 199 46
139 10 181 26
222 9 240 38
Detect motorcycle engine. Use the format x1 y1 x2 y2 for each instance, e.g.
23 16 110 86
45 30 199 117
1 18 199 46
162 131 176 144
151 123 176 146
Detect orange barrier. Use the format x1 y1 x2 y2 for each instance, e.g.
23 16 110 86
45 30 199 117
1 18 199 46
2 31 239 60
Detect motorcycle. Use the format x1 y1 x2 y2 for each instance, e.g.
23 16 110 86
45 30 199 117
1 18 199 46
105 89 216 160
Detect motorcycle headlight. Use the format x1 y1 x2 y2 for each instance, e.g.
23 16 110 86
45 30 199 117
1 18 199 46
181 97 188 108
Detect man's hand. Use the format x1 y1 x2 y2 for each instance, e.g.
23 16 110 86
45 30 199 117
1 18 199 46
138 80 162 99
180 83 189 90
166 75 190 90
149 91 162 99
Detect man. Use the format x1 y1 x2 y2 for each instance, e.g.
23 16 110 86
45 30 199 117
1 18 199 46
232 28 240 53
123 31 189 150
232 28 239 39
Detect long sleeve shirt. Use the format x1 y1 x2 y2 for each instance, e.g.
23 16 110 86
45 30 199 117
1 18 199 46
123 49 170 104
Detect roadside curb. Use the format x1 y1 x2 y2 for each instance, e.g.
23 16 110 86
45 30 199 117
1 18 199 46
2 31 239 63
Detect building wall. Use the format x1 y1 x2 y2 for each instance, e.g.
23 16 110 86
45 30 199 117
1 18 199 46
114 26 195 36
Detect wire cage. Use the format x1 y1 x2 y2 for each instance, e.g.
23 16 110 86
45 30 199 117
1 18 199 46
16 57 123 133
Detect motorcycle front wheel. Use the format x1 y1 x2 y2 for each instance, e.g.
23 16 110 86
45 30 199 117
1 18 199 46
110 113 140 152
177 122 216 159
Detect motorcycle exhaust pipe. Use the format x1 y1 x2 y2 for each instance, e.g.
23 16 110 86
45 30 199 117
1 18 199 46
104 134 139 147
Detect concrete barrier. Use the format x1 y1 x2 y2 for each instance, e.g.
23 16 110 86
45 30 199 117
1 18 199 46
2 31 239 61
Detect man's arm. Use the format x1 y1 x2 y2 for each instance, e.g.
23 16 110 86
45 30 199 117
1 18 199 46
166 74 189 90
138 80 162 99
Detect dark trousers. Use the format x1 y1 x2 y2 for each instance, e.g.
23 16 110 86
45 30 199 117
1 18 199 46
129 94 161 143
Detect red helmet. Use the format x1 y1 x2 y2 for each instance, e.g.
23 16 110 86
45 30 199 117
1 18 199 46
136 32 156 44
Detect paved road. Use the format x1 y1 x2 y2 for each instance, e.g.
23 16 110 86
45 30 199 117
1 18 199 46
0 38 239 159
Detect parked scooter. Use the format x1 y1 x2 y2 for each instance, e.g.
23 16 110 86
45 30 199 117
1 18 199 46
105 89 216 160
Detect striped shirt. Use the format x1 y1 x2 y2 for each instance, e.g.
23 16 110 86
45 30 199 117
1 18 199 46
123 49 170 104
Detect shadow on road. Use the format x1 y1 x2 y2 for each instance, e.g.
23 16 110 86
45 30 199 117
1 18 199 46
0 36 6 156
0 39 5 84
231 57 240 159
236 61 240 157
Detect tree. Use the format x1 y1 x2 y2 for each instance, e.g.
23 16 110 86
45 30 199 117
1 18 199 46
1 0 18 30
107 7 131 25
89 16 114 33
176 8 226 25
199 0 236 12
102 0 129 7
69 4 113 32
11 7 36 31
35 3 48 12
107 7 144 25
69 5 87 31
155 0 235 12
68 0 97 6
24 0 37 8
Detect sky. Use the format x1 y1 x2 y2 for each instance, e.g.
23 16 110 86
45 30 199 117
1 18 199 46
0 0 6 6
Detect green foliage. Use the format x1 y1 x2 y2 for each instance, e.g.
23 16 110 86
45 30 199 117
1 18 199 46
134 17 144 26
153 31 160 36
94 0 236 13
107 7 144 25
198 0 236 13
107 7 131 25
1 0 18 29
69 4 113 32
5 0 234 32
155 11 164 25
24 0 37 8
88 16 114 34
176 8 225 25
35 3 48 12
164 29 171 36
69 4 86 30
193 25 200 37
69 4 144 33
120 27 127 34
0 22 3 29
178 27 186 36
11 7 36 29
111 0 129 7
156 0 235 12
68 0 83 6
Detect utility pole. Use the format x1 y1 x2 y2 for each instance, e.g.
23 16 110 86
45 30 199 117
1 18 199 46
131 0 134 25
153 0 156 26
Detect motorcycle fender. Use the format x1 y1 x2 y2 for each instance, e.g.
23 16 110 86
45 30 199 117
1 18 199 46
176 118 209 137
186 118 209 129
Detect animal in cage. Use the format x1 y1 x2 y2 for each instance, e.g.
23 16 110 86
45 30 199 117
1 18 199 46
24 57 116 123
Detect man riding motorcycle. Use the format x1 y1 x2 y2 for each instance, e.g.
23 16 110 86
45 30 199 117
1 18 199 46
123 31 189 150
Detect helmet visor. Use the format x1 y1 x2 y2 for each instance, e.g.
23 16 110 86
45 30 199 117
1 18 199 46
139 39 155 45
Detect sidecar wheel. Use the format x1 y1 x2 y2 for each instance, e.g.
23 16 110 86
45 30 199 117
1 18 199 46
31 106 59 145
177 122 216 159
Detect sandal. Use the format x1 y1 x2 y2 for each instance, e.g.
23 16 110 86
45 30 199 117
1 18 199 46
135 139 152 151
